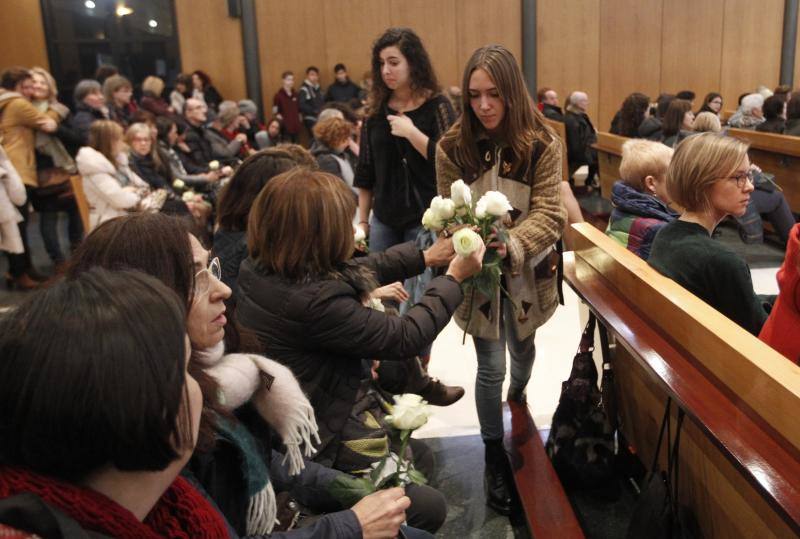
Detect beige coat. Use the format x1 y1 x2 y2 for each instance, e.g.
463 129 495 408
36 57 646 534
436 132 565 340
0 144 26 253
0 90 52 188
76 147 145 230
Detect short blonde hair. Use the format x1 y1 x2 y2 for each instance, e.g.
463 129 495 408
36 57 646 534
666 133 750 212
30 67 57 103
125 122 151 144
692 112 722 133
619 139 673 191
142 76 165 96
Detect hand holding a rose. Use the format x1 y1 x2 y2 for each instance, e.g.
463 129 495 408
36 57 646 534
351 487 411 539
447 228 486 283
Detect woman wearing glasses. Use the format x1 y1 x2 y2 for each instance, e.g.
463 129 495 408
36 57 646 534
649 132 771 335
697 92 724 117
65 213 430 539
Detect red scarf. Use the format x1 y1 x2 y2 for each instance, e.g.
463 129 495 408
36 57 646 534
0 466 229 538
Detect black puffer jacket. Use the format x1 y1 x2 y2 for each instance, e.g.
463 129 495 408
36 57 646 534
564 110 598 171
236 242 463 465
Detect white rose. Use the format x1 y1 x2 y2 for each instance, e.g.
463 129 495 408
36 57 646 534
208 160 220 171
421 208 444 231
450 179 472 208
474 199 487 219
172 179 185 190
430 196 456 221
476 191 513 217
452 228 484 257
182 190 196 202
386 394 431 430
354 226 366 243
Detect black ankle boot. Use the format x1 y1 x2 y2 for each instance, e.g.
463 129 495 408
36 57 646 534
484 439 513 515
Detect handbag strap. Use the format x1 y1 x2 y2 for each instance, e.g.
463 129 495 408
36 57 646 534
649 397 672 477
668 408 686 517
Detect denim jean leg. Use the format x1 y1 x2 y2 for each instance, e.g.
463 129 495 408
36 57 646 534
473 316 508 441
66 202 84 249
39 211 65 264
368 215 403 253
503 299 536 396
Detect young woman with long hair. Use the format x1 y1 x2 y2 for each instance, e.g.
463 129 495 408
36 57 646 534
436 44 565 514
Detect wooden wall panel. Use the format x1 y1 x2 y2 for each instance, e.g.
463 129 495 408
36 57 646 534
598 0 663 132
389 0 459 89
536 0 600 121
0 0 49 71
659 0 724 108
456 0 523 88
720 0 783 112
175 0 246 103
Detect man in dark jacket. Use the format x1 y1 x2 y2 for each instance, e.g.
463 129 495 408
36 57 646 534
182 98 214 171
325 64 361 105
564 91 598 186
537 87 564 121
299 66 325 136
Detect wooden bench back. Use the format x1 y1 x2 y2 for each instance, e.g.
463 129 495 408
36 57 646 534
69 174 90 234
566 222 800 535
543 117 570 184
727 128 800 211
592 131 626 197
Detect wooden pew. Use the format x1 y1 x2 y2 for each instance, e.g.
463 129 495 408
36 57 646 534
721 109 736 124
543 117 570 184
564 222 800 537
69 174 90 233
726 128 800 212
591 131 625 197
502 401 585 538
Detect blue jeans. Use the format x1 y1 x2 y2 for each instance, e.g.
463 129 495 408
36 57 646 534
369 215 433 355
736 188 795 245
40 206 84 264
473 299 536 441
401 525 435 539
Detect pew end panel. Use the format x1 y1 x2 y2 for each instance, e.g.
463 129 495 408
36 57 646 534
543 117 570 185
591 132 625 198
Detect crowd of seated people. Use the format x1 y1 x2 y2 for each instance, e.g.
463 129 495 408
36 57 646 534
3 28 800 538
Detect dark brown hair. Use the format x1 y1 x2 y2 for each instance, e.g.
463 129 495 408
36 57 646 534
216 148 303 232
65 213 223 453
248 168 356 279
1 67 31 90
662 99 692 138
440 44 553 177
617 93 650 137
367 28 440 115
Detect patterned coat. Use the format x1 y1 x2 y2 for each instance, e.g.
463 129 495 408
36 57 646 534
436 131 565 340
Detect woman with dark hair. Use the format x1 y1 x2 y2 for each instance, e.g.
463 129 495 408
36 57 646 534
355 27 456 255
237 168 485 533
611 92 651 137
756 95 786 133
102 74 137 128
214 147 303 293
661 99 695 148
784 91 800 135
65 212 428 538
155 116 222 188
192 70 223 112
697 92 723 116
171 73 193 115
436 44 565 515
0 268 230 537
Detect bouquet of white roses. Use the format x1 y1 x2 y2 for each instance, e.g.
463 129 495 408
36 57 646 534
422 180 522 341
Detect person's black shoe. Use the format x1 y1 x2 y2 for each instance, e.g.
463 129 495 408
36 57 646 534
506 386 527 404
484 440 513 515
418 378 465 406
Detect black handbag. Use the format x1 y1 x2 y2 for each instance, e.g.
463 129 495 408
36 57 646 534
626 398 701 539
545 313 618 497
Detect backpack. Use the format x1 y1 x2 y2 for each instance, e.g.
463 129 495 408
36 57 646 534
545 313 618 496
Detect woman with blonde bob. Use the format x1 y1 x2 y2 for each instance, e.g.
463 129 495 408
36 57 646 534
692 111 722 133
436 44 564 514
236 167 483 533
140 75 173 117
649 132 770 334
606 139 678 259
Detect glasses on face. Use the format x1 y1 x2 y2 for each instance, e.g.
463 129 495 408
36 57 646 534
195 257 221 297
710 99 723 106
723 169 755 189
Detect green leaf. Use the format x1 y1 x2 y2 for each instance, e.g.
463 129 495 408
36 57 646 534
327 475 376 507
407 468 428 485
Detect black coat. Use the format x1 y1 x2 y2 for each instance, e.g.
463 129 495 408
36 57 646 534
325 80 362 104
564 110 598 170
756 118 785 134
183 123 214 170
542 103 564 121
299 82 325 121
69 103 106 146
236 242 463 464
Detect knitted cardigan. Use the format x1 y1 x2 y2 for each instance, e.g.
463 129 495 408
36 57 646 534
436 132 565 340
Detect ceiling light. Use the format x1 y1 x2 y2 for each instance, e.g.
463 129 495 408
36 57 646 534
116 5 133 16
84 0 96 8
148 19 158 28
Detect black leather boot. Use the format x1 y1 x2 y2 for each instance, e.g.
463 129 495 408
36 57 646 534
484 439 513 515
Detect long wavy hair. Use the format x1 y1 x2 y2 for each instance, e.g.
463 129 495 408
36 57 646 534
439 44 553 177
617 92 650 137
367 28 440 116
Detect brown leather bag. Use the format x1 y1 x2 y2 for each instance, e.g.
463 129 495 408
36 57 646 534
35 168 74 198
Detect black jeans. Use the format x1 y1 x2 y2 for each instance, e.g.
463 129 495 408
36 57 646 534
736 188 796 244
39 199 84 264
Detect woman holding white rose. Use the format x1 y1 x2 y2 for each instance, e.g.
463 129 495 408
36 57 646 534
436 45 565 515
237 167 485 533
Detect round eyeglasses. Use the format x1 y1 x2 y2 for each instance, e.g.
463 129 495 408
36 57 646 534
723 169 755 189
195 257 221 296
